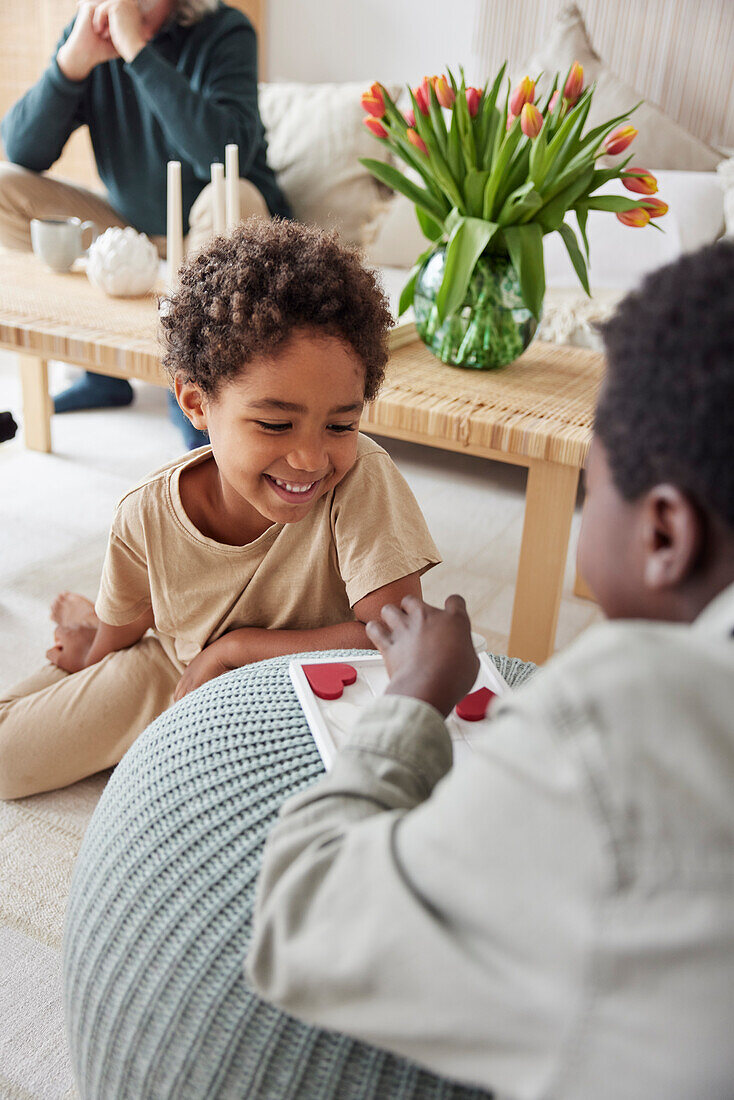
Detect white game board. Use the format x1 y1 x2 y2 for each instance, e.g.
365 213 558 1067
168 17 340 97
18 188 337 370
290 652 510 770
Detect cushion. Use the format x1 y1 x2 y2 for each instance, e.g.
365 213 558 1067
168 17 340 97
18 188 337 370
259 82 399 245
63 649 535 1098
362 192 428 269
542 169 725 290
521 4 722 172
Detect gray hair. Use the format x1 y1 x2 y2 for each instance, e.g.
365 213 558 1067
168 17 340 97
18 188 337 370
152 0 220 26
174 0 220 24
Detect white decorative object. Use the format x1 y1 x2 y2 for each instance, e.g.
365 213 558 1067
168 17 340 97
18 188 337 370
86 226 160 297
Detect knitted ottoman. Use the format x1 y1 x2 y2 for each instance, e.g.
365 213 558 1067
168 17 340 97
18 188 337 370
63 649 535 1099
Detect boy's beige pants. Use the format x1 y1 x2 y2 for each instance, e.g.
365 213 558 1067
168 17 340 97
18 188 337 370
0 636 183 800
0 162 269 256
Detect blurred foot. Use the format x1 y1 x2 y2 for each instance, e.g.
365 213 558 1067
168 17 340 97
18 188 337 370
51 591 99 629
54 372 134 413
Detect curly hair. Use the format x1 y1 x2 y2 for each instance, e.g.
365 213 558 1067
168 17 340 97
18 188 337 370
160 218 392 401
595 239 734 527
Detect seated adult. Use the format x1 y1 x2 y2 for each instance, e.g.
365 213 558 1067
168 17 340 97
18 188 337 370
247 243 734 1098
0 0 290 448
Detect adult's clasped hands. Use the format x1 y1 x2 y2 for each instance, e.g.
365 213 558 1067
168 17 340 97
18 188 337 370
57 0 153 81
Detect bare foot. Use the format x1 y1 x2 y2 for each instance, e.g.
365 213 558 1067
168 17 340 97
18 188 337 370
46 623 97 673
50 591 99 629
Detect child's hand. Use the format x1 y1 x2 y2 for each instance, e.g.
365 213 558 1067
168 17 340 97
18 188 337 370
174 642 236 702
366 594 479 717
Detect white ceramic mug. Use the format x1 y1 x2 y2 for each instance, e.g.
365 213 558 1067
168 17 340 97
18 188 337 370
30 216 96 273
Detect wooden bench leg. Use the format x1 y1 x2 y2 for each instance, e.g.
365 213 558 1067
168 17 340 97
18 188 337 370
573 567 595 601
508 461 579 665
20 355 52 453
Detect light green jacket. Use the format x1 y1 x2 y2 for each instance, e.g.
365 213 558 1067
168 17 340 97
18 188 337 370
248 584 734 1100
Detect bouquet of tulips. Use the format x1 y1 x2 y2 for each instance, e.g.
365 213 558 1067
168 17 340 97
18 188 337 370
360 64 667 321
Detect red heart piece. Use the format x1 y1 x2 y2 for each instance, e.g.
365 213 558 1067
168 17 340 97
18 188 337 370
455 686 494 722
303 663 358 700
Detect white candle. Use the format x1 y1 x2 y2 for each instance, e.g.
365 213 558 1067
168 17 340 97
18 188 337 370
225 143 240 230
211 162 226 236
166 160 183 289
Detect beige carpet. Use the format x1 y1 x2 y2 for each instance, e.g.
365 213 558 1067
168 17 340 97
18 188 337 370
0 354 602 1098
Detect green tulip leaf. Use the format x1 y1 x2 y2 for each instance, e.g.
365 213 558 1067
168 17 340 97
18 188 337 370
398 244 435 316
435 217 498 320
557 221 590 296
464 168 491 218
503 223 545 320
359 158 446 221
415 205 444 241
575 205 590 261
579 194 647 213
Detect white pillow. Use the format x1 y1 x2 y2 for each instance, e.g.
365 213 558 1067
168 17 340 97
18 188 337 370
258 82 399 245
520 4 722 172
543 170 725 290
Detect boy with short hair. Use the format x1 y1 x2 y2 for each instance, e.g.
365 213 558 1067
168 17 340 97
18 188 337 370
248 241 734 1100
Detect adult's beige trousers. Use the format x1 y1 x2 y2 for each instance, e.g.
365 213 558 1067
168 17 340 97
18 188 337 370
0 162 269 257
0 636 183 800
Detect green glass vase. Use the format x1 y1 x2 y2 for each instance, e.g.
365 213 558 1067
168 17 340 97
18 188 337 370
413 246 540 370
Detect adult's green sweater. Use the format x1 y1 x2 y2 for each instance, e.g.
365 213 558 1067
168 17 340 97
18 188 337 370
1 3 291 235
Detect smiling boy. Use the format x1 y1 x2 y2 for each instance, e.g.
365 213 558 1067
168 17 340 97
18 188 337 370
0 221 440 799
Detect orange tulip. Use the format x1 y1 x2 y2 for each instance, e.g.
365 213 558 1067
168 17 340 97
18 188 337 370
520 102 543 138
509 77 535 117
465 86 481 117
642 196 669 218
616 206 650 227
623 167 658 195
435 74 455 109
604 125 637 155
413 77 431 116
361 82 386 118
363 116 388 139
407 128 428 155
564 62 584 103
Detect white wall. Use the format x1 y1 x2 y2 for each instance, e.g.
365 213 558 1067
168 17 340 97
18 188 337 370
265 0 733 149
266 0 483 88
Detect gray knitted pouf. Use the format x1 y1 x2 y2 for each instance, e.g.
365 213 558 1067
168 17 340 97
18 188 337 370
64 649 535 1099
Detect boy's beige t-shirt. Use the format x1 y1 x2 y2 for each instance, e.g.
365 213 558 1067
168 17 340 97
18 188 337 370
95 434 441 667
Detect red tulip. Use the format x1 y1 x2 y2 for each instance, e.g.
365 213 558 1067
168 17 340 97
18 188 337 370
413 77 431 116
363 116 388 139
403 108 415 128
360 82 386 118
465 86 481 117
564 62 584 103
520 102 543 138
642 196 669 218
407 128 428 155
509 76 535 117
604 125 637 156
435 74 455 109
623 167 658 195
616 206 650 227
548 90 560 113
